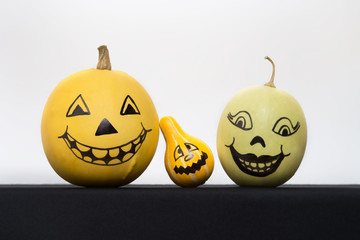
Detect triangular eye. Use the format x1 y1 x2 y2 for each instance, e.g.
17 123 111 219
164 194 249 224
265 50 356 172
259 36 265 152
66 94 91 117
120 95 140 115
185 143 199 152
174 145 184 161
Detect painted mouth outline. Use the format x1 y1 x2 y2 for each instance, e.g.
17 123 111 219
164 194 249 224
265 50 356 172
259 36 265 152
173 152 208 175
226 138 290 177
58 123 152 166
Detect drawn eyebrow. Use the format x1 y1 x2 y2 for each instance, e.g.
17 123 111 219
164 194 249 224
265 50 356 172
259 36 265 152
227 111 253 130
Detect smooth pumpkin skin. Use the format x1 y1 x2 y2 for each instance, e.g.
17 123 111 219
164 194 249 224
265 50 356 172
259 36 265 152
160 116 214 187
42 69 159 187
217 85 307 187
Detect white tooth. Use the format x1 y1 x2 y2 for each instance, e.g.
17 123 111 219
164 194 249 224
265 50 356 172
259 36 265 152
259 169 264 172
108 159 122 165
265 162 271 167
121 143 132 152
251 163 257 167
247 167 252 171
123 153 134 162
76 142 90 152
133 137 140 145
83 157 92 162
109 148 120 158
241 164 246 168
92 149 108 158
93 160 106 165
240 159 244 163
253 169 259 172
68 135 75 142
245 161 250 166
72 149 82 159
266 168 270 171
258 163 265 168
272 160 277 164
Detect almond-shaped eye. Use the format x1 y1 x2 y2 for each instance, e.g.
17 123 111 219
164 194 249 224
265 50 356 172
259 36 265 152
174 145 184 161
184 143 199 153
227 111 253 130
120 95 140 115
66 94 91 117
272 117 300 137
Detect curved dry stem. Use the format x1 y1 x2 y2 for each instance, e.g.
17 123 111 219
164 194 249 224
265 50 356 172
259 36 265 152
264 56 276 88
97 45 111 70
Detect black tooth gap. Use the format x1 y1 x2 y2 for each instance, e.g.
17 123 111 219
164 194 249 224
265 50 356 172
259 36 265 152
68 139 78 149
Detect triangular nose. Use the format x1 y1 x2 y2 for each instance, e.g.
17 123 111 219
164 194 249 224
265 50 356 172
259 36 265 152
95 118 118 136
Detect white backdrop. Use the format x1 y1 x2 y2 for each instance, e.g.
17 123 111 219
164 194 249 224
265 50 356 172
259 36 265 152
0 0 359 185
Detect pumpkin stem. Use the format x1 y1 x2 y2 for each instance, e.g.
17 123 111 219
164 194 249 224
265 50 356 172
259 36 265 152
264 56 276 88
96 45 112 70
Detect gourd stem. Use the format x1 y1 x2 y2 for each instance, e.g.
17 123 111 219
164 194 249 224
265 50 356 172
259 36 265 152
264 56 276 88
96 45 112 70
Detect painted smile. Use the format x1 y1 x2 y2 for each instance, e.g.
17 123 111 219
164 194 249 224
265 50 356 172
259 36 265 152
227 139 290 177
58 124 151 166
174 152 208 175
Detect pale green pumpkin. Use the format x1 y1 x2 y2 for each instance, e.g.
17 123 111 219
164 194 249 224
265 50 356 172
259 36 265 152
217 57 307 187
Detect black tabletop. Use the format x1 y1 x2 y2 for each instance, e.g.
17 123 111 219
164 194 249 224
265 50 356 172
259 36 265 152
0 184 359 239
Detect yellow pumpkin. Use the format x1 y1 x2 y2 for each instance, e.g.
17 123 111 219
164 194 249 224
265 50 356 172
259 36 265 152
160 116 214 187
217 57 307 187
41 45 159 187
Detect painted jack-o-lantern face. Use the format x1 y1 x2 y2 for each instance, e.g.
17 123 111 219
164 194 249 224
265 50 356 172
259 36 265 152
217 57 307 187
58 93 150 166
160 116 214 187
173 143 208 175
41 46 159 187
217 86 307 187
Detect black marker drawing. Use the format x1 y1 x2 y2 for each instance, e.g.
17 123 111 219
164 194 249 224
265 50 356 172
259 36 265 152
227 111 253 130
174 145 184 161
95 118 118 136
250 136 266 148
173 143 208 175
226 112 299 177
174 143 198 161
66 94 91 117
272 117 300 137
120 95 140 115
58 123 151 166
227 138 290 177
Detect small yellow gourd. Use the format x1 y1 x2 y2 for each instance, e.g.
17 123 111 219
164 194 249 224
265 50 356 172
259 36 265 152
160 116 214 187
